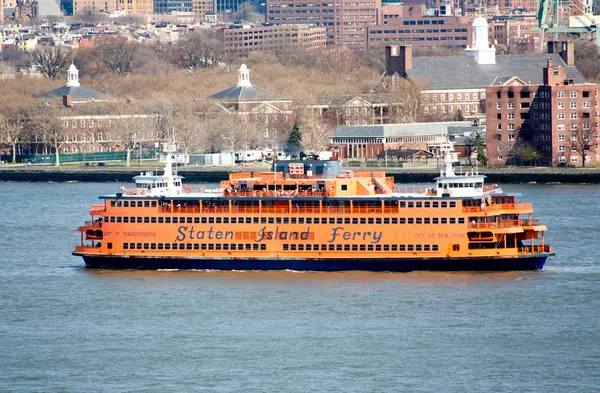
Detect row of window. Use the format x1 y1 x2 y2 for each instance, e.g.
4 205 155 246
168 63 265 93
123 242 267 251
283 243 440 252
109 200 458 209
424 92 485 101
105 215 467 225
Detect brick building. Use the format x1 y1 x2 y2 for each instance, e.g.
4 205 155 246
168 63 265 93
485 60 600 167
264 0 381 49
222 24 326 55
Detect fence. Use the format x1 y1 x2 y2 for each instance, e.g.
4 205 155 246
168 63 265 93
16 151 157 165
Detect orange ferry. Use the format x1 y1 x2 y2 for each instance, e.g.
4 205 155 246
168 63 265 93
73 145 553 271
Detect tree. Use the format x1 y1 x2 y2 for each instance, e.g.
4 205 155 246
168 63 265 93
30 46 71 80
296 109 334 155
97 38 138 75
29 106 68 166
0 107 29 163
315 46 357 76
171 30 228 71
285 122 302 158
386 78 427 123
474 132 487 166
509 138 543 166
570 111 597 167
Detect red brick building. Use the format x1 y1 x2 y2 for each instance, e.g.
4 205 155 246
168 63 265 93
485 60 600 167
222 24 326 55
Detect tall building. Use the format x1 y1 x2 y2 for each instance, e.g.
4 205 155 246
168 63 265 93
485 57 600 167
215 0 244 12
72 0 117 14
154 0 192 13
222 24 326 55
192 0 214 18
117 0 153 14
265 0 382 49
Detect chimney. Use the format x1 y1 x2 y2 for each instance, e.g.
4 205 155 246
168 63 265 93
560 41 575 66
547 41 558 54
385 45 412 77
62 94 72 107
543 57 567 86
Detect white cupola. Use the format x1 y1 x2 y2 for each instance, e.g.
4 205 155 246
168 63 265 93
66 63 80 87
465 17 496 65
237 64 251 87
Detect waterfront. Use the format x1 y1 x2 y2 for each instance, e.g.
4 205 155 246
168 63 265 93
1 181 599 392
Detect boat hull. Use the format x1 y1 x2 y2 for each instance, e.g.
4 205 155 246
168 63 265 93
77 254 549 272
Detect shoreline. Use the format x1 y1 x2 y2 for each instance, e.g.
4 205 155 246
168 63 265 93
2 165 600 184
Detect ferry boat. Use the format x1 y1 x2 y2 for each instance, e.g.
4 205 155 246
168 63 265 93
73 145 553 271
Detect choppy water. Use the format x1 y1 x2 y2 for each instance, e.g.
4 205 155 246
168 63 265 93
0 181 599 392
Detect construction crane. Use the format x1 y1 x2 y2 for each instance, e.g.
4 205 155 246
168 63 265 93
536 0 600 47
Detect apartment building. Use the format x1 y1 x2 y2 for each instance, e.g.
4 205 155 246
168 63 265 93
265 0 381 49
222 24 326 55
485 60 600 167
116 0 154 14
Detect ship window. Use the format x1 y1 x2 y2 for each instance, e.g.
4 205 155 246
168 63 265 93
416 218 422 224
343 245 350 251
215 217 221 224
383 218 389 224
291 218 297 224
155 243 162 250
432 218 439 224
253 244 259 250
368 218 374 224
329 245 335 251
298 218 305 224
151 217 157 223
117 201 122 207
124 201 129 207
321 244 327 251
109 217 115 223
188 217 193 224
424 202 431 208
341 185 348 191
432 202 439 208
416 245 422 251
135 201 141 207
452 244 460 251
408 202 414 208
173 217 179 224
194 244 199 250
424 218 431 224
367 245 374 251
165 244 170 250
450 218 456 224
151 201 157 207
231 218 237 224
208 218 215 224
137 243 142 249
179 244 185 250
399 218 406 224
110 201 116 207
143 243 149 249
400 245 406 251
151 244 156 250
336 245 342 251
201 218 207 224
123 243 129 249
261 217 267 224
306 245 312 251
344 218 350 224
194 217 200 223
360 218 366 224
450 202 456 208
291 244 296 251
283 218 289 224
408 245 414 251
283 244 289 251
246 218 252 224
459 218 465 224
416 202 422 208
275 217 281 224
352 218 358 224
359 245 366 251
186 244 192 250
408 218 414 224
201 244 207 250
299 245 305 251
375 218 381 224
166 217 171 223
158 217 163 223
260 244 266 250
391 245 398 251
424 245 430 251
144 201 150 207
172 243 178 250
400 202 406 208
128 242 134 249
245 244 252 250
223 218 229 224
306 218 312 224
144 217 149 223
441 218 448 224
124 217 129 223
391 218 398 224
208 244 214 250
253 217 259 224
352 245 358 251
216 244 221 250
441 202 448 208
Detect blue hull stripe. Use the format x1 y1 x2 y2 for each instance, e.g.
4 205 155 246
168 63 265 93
79 255 549 272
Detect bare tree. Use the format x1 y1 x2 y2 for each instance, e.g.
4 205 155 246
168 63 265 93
296 109 334 154
386 78 427 123
315 46 358 76
30 46 71 80
0 107 29 163
172 30 228 71
29 106 68 166
570 111 597 167
97 38 138 75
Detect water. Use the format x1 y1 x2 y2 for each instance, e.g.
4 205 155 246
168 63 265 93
1 182 599 392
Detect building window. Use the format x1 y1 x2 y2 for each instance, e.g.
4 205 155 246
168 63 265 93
570 102 577 109
497 124 502 130
508 134 515 141
508 113 514 120
472 105 477 112
558 92 565 98
481 92 486 99
508 124 515 130
507 103 514 109
456 93 461 99
571 156 578 162
558 134 565 141
583 102 590 108
497 103 501 109
570 113 578 119
559 145 565 152
558 124 565 130
571 124 578 131
570 91 577 98
558 102 565 109
558 113 565 119
473 93 478 99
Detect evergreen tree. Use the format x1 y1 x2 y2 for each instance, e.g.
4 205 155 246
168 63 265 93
474 132 487 166
285 122 302 158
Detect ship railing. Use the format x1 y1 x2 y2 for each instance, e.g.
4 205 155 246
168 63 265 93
353 206 385 214
83 220 102 228
518 245 552 254
393 185 431 195
521 218 540 226
90 204 106 213
463 202 533 213
224 190 327 198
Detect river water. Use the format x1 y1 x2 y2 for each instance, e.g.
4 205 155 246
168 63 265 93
0 181 599 392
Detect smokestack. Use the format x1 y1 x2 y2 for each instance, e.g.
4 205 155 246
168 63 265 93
62 94 72 107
